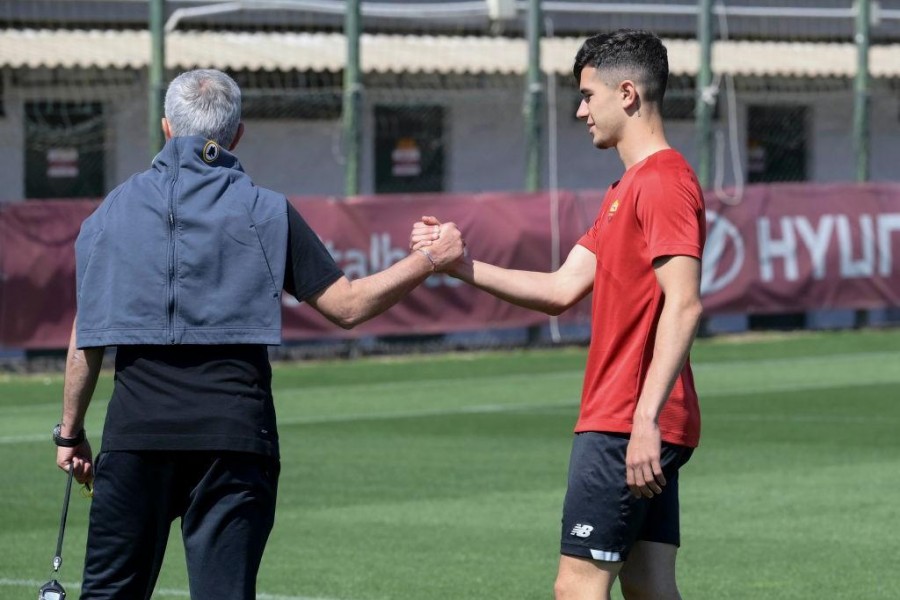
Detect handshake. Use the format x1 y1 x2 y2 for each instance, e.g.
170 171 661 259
408 214 468 275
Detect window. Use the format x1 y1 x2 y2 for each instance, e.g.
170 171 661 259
747 104 808 183
746 104 809 330
374 104 445 194
25 101 105 199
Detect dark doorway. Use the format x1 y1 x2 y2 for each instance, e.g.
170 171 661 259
374 105 444 194
747 104 807 183
25 101 105 199
747 104 808 330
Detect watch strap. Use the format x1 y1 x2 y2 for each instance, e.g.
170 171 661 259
53 424 86 447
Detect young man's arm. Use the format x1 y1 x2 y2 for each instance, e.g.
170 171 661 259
625 255 703 499
411 216 596 315
307 222 465 328
56 318 104 485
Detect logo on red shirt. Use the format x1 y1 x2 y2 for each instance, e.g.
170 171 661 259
607 199 619 222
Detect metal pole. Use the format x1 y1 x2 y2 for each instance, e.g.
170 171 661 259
343 0 362 197
853 0 871 183
695 0 714 190
694 0 715 338
853 0 871 329
149 0 166 161
525 0 543 192
524 0 544 345
542 2 855 19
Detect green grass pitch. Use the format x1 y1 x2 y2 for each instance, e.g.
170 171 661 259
1 328 899 599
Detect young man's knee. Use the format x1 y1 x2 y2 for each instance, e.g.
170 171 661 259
554 555 617 600
554 573 610 600
554 573 582 600
553 574 569 600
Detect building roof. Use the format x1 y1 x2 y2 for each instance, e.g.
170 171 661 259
2 29 899 78
7 0 900 41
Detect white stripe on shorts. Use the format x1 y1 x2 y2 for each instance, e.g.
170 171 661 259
589 549 623 562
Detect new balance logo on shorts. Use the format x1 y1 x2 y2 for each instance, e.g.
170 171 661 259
570 524 594 538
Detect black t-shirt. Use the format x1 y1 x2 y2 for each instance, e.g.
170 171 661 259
100 202 344 458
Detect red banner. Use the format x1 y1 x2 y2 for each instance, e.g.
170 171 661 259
701 184 900 314
278 191 594 340
1 184 899 348
0 201 96 349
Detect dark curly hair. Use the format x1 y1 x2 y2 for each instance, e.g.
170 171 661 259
573 29 669 105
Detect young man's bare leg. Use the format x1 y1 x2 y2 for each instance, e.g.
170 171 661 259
554 554 622 600
618 540 681 600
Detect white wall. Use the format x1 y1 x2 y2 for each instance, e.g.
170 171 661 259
448 91 527 192
0 99 25 202
110 92 150 186
810 91 856 182
870 90 900 182
237 119 345 196
2 73 900 203
112 83 348 197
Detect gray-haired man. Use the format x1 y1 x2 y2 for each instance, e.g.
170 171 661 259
54 69 463 599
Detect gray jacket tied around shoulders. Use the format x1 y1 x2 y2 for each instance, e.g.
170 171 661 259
75 136 288 348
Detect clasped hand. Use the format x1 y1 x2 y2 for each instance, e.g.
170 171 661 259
409 215 466 272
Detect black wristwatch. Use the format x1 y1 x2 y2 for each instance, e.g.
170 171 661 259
52 424 86 447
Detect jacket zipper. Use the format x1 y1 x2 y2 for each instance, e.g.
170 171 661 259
167 148 179 344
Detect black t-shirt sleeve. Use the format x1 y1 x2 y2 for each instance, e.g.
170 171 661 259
283 201 345 301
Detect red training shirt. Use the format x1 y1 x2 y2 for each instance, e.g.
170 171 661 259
576 149 705 448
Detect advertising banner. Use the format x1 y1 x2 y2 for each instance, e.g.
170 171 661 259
701 184 900 314
1 183 898 348
279 191 595 339
0 201 95 349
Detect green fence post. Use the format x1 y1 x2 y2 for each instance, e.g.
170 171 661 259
854 0 871 328
525 0 543 193
148 0 166 161
695 0 714 191
343 0 362 197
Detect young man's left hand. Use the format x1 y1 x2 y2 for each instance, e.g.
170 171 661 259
625 420 666 498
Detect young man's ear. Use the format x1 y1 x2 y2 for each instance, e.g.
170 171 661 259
619 80 639 109
228 123 245 151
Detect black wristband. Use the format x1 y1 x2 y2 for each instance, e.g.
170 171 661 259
52 424 86 447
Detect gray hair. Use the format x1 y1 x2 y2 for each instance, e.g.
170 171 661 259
164 69 242 147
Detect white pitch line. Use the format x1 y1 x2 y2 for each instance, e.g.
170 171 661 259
0 577 349 600
4 366 900 445
691 349 900 370
5 349 900 445
276 400 576 427
0 400 578 445
0 433 48 444
706 412 900 424
698 377 900 398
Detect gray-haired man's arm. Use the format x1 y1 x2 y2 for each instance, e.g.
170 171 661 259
306 221 465 329
56 318 103 485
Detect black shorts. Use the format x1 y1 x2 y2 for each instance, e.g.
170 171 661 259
560 432 693 562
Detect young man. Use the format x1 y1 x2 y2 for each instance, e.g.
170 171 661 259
411 30 705 599
55 69 464 599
